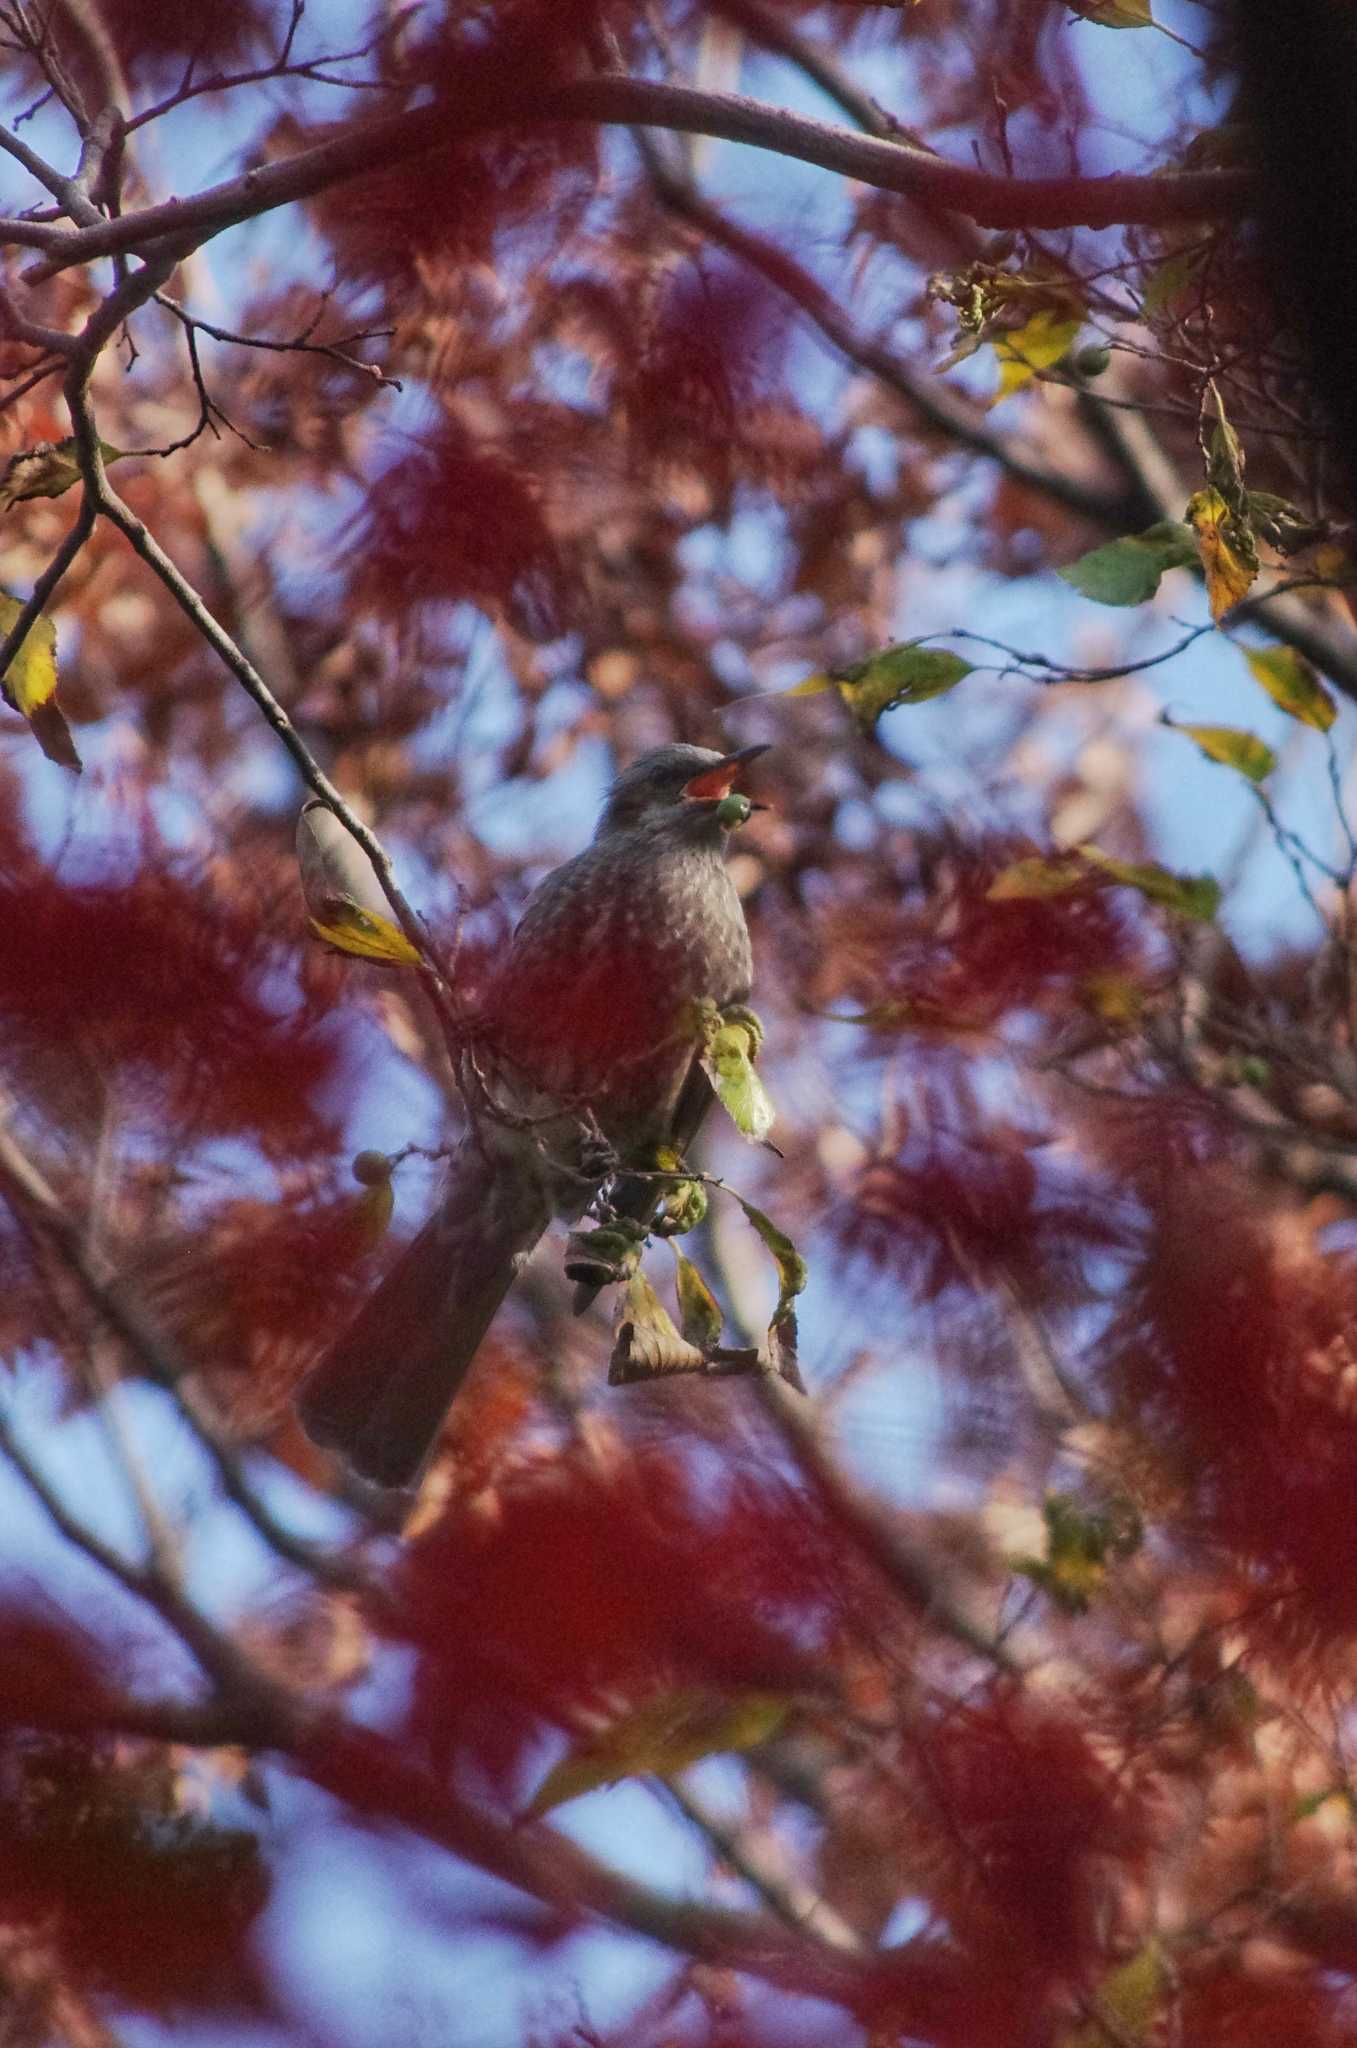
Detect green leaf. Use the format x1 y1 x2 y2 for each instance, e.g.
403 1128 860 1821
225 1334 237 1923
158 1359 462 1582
672 1247 724 1350
830 644 973 728
527 1688 790 1816
1069 0 1154 24
1057 522 1197 606
1013 1493 1141 1615
1244 645 1337 733
1171 720 1276 784
991 307 1082 402
1206 386 1246 506
1245 491 1328 556
990 845 1218 921
700 1018 776 1145
1140 249 1198 316
987 854 1088 900
732 1194 808 1330
1079 844 1221 920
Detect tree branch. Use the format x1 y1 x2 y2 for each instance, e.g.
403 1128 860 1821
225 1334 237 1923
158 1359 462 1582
15 75 1253 283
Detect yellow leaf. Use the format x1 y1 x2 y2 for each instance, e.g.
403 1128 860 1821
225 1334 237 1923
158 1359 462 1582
672 1246 723 1349
297 799 421 964
991 309 1082 404
1244 645 1336 732
307 904 421 965
1171 721 1275 784
0 591 57 715
784 671 834 696
1062 1945 1163 2048
1070 0 1154 24
528 1688 790 1816
1079 971 1145 1027
0 590 79 771
1186 486 1257 618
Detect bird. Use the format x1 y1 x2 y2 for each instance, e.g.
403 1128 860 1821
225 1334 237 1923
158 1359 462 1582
296 741 768 1490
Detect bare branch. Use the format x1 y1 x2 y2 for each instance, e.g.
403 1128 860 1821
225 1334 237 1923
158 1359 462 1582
16 76 1254 284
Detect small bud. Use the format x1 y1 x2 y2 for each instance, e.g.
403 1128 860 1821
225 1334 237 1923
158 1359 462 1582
1074 344 1112 380
352 1149 392 1186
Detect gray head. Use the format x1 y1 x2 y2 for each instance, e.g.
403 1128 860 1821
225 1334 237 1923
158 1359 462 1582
595 743 768 838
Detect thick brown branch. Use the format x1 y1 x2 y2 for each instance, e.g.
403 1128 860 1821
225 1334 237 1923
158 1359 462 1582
16 75 1253 282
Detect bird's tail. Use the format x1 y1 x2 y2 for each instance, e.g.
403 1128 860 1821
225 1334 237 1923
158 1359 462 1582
297 1147 549 1490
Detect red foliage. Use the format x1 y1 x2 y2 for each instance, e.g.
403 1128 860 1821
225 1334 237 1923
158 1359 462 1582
301 0 625 291
347 416 571 640
917 1690 1149 1973
817 836 1140 1038
619 256 795 487
379 1443 868 1800
91 0 274 78
0 1605 118 1732
0 854 349 1147
0 1733 269 2015
1111 1170 1357 1658
305 128 598 291
846 1112 1122 1309
1177 1965 1351 2048
132 1186 389 1420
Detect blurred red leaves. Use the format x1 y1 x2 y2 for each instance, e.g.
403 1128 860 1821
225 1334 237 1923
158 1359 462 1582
917 1689 1149 1975
92 0 275 80
347 415 571 640
377 1443 865 1800
847 1113 1123 1309
619 256 798 490
0 847 349 1147
1110 1170 1357 1660
0 1606 268 2016
0 1731 269 2016
298 0 627 293
813 835 1141 1039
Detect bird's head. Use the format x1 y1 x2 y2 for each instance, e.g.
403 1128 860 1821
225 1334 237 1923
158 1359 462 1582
595 743 769 838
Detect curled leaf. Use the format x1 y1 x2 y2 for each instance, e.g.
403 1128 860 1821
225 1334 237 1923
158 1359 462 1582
296 800 420 965
672 1247 724 1349
732 1193 808 1333
700 1017 776 1145
0 436 125 512
1186 486 1257 618
609 1270 707 1383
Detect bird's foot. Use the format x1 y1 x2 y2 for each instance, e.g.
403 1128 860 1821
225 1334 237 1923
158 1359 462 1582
564 1217 646 1291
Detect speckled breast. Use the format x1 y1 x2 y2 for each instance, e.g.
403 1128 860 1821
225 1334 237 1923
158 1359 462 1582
487 832 752 1146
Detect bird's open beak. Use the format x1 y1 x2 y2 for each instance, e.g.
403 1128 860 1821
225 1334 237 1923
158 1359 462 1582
682 743 771 802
